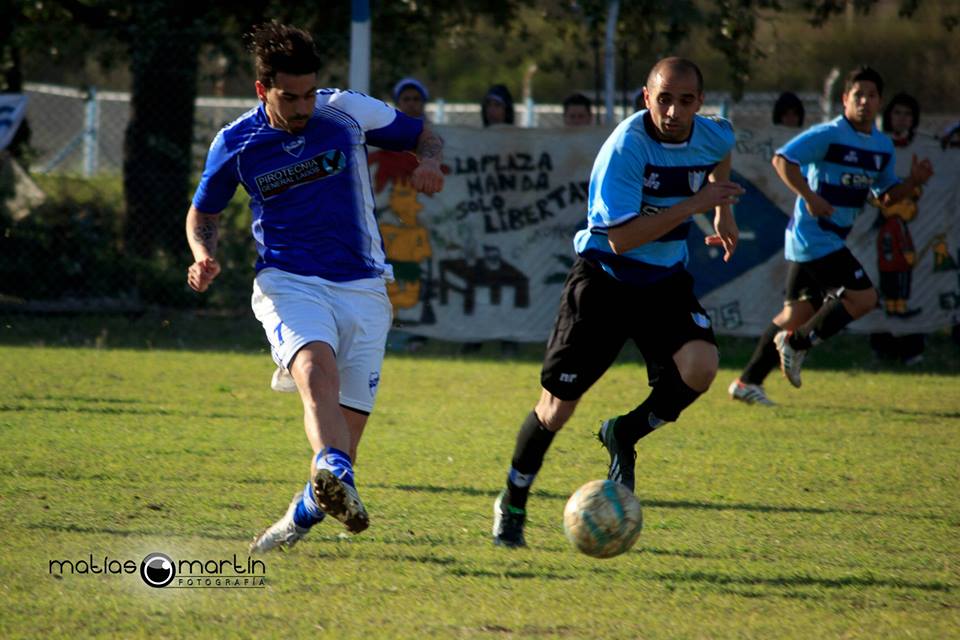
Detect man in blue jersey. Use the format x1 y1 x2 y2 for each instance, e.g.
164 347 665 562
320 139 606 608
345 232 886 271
491 57 744 548
184 23 444 552
729 66 932 405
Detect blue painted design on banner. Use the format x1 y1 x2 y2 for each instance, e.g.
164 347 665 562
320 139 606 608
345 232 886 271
686 169 789 298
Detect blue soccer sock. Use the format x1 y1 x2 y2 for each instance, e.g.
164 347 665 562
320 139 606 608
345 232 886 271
293 481 326 529
313 447 356 488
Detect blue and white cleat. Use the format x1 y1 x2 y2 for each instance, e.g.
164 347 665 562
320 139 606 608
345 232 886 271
598 418 636 493
249 493 310 554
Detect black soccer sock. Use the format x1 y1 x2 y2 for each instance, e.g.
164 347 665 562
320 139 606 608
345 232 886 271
504 411 556 511
790 297 855 350
740 323 781 385
613 367 702 447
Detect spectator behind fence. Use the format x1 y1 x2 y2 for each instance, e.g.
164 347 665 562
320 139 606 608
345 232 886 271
562 93 592 127
392 77 429 120
870 92 926 365
462 84 518 356
772 91 805 128
481 84 515 127
382 76 433 353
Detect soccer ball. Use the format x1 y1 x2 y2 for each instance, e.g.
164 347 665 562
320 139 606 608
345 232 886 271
563 479 643 558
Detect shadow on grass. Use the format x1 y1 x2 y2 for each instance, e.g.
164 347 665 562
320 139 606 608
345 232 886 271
644 568 954 593
3 312 959 374
790 403 960 421
375 483 945 522
2 398 274 422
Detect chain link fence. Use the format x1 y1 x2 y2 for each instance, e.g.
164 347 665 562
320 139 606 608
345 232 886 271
3 82 958 319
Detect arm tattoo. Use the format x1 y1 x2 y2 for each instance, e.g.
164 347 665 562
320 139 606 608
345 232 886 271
192 217 219 254
416 131 444 161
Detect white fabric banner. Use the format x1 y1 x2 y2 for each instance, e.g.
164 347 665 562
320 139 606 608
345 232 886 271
371 124 960 341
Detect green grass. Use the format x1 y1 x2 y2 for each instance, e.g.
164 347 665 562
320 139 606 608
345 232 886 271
1 339 959 639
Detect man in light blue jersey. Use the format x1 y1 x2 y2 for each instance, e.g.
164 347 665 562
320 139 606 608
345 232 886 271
492 57 744 548
184 23 444 552
729 66 932 405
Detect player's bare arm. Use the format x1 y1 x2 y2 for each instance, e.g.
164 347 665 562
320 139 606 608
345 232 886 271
772 154 833 217
704 153 739 262
879 153 934 207
607 176 743 255
410 127 445 195
185 205 222 293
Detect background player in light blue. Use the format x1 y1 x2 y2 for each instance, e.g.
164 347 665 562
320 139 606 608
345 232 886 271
184 23 444 552
730 66 933 405
492 57 744 548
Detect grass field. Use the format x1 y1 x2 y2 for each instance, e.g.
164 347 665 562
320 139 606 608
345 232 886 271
1 323 959 639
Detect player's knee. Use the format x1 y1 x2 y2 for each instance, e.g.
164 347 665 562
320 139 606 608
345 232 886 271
534 397 575 432
847 288 878 317
291 358 339 401
674 343 718 393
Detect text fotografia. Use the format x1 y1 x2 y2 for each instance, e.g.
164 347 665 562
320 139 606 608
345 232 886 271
49 553 266 589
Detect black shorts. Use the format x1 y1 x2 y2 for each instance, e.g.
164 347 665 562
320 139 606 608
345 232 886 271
785 248 874 308
541 258 717 401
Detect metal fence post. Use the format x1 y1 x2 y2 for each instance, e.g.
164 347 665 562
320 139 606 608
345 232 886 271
83 86 99 177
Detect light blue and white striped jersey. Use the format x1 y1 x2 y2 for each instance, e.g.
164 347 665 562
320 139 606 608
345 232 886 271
574 110 735 286
777 115 899 262
192 89 423 282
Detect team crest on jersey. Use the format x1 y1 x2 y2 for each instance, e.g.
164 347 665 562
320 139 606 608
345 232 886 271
688 170 707 193
873 154 883 169
691 312 711 329
283 136 306 158
255 149 346 199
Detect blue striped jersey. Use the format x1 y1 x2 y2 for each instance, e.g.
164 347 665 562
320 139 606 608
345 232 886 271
574 110 735 286
777 115 899 262
192 89 423 282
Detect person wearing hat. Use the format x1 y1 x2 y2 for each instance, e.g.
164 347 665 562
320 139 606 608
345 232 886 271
481 84 515 127
393 77 429 120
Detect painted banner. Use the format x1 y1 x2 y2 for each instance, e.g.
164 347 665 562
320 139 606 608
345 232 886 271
371 124 960 341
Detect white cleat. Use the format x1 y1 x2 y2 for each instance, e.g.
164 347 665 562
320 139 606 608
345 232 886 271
270 366 298 393
249 494 309 554
728 379 775 406
774 330 806 388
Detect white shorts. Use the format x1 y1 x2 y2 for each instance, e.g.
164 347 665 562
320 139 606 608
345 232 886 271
251 268 393 413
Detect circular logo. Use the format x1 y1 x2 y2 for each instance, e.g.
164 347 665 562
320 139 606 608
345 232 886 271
140 553 175 588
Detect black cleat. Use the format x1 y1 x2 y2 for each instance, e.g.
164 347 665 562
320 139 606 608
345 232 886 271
598 418 636 493
492 490 527 548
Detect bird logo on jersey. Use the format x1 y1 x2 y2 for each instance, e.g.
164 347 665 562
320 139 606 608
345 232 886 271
283 136 306 158
688 170 707 193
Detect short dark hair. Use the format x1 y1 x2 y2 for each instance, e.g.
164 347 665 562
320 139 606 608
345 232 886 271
646 57 703 94
562 93 592 114
844 65 884 97
772 91 805 127
249 22 321 87
882 92 920 136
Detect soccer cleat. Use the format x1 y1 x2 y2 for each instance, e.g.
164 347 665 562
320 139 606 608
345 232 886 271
249 493 310 554
598 418 636 493
774 330 806 388
311 465 369 534
492 490 527 548
728 379 775 406
270 366 298 393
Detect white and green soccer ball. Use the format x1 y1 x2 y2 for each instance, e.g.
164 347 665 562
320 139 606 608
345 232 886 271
563 479 643 558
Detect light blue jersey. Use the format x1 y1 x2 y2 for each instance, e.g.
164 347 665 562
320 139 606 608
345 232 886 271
193 89 423 282
574 110 735 286
777 115 899 262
